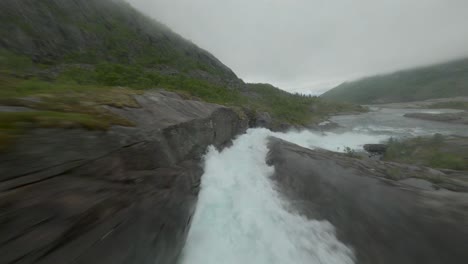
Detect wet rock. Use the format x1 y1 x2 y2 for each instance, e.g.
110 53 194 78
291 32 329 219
267 137 468 264
0 91 248 264
399 178 435 191
244 110 293 132
363 144 388 154
254 111 273 128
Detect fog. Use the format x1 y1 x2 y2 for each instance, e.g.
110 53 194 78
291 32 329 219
127 0 468 94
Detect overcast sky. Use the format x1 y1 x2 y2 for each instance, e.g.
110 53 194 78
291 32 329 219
127 0 468 94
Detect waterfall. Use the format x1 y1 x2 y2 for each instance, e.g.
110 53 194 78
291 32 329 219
179 128 387 264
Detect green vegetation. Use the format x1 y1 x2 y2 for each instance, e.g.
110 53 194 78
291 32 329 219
0 65 361 127
244 83 366 125
0 111 116 150
0 111 111 131
0 50 34 73
383 134 468 171
0 74 141 110
0 0 233 78
321 58 468 104
62 64 362 121
0 0 365 149
343 146 360 158
0 72 139 149
50 63 245 106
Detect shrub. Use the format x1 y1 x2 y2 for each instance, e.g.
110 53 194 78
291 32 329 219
383 135 467 170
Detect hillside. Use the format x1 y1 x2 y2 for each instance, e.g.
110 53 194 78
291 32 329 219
242 83 365 125
321 58 468 104
0 0 364 149
0 0 241 87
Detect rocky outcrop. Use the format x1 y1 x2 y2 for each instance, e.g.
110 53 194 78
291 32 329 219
267 138 468 264
248 111 272 129
363 144 388 154
0 91 248 264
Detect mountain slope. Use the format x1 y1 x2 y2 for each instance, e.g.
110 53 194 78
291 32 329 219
0 0 241 86
0 0 363 139
321 58 468 104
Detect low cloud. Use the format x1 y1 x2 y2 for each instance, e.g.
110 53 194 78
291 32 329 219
127 0 468 93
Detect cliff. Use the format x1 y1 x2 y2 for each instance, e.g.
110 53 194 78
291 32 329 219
0 91 247 264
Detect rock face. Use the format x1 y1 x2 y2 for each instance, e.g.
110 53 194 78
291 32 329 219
253 111 273 129
267 138 468 264
0 91 248 264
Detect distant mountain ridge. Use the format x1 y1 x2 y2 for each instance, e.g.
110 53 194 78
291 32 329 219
0 0 242 87
321 58 468 104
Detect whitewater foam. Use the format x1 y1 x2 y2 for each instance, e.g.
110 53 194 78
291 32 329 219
179 129 387 264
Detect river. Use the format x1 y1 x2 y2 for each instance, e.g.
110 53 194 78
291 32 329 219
178 107 465 264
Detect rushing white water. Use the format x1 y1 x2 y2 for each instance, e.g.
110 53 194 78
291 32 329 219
179 106 468 263
332 107 468 137
179 128 388 264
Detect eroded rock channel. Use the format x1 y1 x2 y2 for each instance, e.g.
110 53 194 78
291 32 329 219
0 91 248 264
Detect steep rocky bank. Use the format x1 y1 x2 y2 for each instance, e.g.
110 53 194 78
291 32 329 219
267 138 468 264
0 91 247 264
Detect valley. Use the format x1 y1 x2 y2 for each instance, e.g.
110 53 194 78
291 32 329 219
0 1 467 264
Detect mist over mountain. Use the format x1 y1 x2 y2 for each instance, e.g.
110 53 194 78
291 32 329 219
127 0 468 93
321 58 468 104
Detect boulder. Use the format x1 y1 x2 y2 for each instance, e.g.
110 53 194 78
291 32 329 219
254 111 273 128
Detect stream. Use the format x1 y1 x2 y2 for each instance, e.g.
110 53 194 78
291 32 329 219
178 107 465 264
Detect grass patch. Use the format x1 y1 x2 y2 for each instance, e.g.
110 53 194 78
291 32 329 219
0 74 140 109
0 49 34 73
244 83 366 125
57 63 246 106
0 111 110 130
0 75 137 149
0 63 365 149
53 64 364 119
0 111 116 150
383 134 468 170
3 63 362 126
